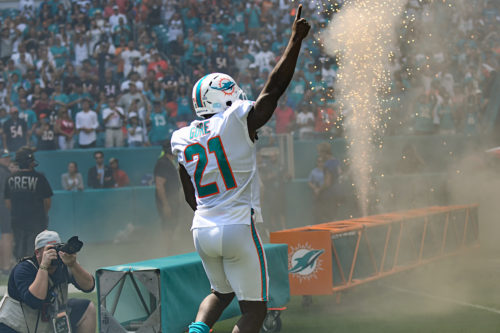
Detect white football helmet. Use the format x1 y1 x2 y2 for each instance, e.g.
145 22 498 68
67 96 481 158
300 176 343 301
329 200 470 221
192 73 247 118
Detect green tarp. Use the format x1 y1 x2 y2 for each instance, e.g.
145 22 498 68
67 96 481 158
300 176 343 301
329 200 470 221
96 243 290 333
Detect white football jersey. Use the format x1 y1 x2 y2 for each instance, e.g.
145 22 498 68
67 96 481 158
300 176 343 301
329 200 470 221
171 100 262 229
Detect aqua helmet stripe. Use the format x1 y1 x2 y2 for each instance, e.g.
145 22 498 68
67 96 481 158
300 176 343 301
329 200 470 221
196 75 209 109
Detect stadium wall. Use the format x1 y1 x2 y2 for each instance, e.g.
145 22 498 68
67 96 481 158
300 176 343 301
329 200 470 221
0 135 477 241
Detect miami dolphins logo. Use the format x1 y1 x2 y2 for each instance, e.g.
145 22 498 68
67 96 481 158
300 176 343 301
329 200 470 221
289 243 324 282
211 78 236 96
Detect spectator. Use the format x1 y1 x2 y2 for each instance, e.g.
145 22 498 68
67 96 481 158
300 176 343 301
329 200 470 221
35 116 57 151
287 70 307 108
102 95 125 147
148 101 172 146
109 5 127 30
101 68 121 97
61 161 84 191
176 85 193 122
121 41 140 77
211 43 231 73
75 98 99 148
109 157 130 187
118 81 146 114
4 147 53 259
274 96 295 134
413 92 435 135
87 150 114 189
0 27 19 64
317 142 342 222
49 36 69 69
295 103 315 139
308 156 326 224
438 91 455 134
54 107 75 150
126 112 145 147
74 33 90 67
17 98 37 142
2 107 28 153
32 89 52 119
253 42 275 73
0 151 13 275
0 230 96 332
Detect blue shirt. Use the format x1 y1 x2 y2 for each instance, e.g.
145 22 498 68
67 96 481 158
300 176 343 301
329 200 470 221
7 258 93 310
308 167 324 187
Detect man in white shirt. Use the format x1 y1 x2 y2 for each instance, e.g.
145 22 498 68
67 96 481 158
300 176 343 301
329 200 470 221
296 104 315 140
11 44 33 75
121 41 141 77
108 5 127 30
102 95 125 147
253 42 275 74
74 34 89 68
75 98 99 148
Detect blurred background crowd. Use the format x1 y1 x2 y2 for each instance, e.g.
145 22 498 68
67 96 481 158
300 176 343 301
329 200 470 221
0 0 496 152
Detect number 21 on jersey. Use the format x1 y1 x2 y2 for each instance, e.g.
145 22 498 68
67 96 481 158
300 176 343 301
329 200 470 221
184 136 237 198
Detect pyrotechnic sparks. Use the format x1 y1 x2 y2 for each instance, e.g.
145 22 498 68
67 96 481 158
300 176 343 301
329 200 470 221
322 0 407 216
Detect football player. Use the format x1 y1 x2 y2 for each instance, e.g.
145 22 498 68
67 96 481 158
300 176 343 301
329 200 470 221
171 5 310 333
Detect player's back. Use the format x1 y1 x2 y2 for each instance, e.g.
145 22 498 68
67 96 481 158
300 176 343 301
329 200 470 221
171 100 261 228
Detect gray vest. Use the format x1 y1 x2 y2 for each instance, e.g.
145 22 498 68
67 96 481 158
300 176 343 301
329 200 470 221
0 260 69 333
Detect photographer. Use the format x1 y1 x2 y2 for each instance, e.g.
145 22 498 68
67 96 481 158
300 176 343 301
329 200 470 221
0 230 96 333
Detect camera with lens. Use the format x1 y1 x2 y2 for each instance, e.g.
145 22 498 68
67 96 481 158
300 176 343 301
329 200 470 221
51 236 84 266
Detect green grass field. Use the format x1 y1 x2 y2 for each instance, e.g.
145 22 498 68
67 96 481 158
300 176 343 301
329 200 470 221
212 248 500 333
8 231 500 333
59 246 500 332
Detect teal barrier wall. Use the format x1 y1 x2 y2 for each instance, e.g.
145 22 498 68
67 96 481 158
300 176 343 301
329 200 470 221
48 187 160 242
293 134 477 179
0 135 472 241
32 135 475 190
36 147 162 190
284 172 449 229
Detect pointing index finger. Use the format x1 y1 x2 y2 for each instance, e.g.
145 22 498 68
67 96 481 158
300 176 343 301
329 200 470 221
296 4 302 21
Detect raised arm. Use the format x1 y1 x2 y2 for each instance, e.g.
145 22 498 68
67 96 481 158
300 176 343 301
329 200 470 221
247 5 310 140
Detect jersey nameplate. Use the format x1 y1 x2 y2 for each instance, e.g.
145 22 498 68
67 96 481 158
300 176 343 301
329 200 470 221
190 120 211 139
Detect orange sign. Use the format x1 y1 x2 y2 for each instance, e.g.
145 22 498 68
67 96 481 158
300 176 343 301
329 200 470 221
271 231 333 295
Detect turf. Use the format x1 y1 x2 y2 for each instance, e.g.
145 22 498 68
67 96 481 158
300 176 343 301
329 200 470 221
59 247 500 333
213 249 500 333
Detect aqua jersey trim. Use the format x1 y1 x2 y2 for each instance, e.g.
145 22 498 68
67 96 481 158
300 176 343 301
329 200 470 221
250 210 268 301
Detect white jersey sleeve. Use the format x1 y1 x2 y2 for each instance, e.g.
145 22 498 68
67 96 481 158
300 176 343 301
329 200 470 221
171 100 262 229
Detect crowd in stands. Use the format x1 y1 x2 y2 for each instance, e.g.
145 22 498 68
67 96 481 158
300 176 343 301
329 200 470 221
0 0 496 154
381 0 499 137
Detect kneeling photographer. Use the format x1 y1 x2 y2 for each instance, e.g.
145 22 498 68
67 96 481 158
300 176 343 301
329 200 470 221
0 230 96 333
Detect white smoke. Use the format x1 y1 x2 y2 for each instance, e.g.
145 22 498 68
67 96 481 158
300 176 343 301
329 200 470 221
322 0 407 215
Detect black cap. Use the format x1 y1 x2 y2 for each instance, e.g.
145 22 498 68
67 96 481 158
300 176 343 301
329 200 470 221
15 146 37 168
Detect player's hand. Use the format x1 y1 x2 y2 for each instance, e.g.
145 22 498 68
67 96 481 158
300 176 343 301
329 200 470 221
292 5 311 41
40 246 57 268
59 251 77 268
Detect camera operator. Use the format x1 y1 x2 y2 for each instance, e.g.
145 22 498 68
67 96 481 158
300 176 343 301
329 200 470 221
0 230 96 333
4 147 53 260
